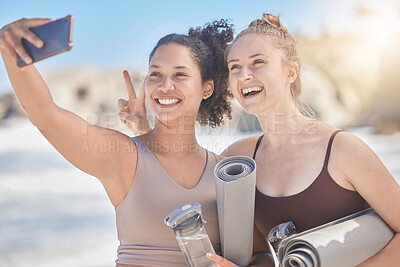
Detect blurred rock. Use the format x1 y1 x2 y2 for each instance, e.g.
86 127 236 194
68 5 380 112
41 67 146 131
0 94 11 119
0 92 25 122
228 100 261 133
0 67 146 131
296 33 379 128
1 28 399 134
300 63 355 127
369 33 400 134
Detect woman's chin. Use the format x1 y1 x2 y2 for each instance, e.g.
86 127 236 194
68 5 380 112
241 103 265 116
154 112 197 128
155 113 180 124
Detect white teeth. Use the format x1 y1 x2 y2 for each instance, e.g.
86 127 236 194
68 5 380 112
158 98 180 105
241 87 263 95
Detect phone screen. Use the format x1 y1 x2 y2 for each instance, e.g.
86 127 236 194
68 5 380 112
17 15 73 67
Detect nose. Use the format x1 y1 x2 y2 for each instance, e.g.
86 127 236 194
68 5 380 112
158 76 174 93
238 66 254 82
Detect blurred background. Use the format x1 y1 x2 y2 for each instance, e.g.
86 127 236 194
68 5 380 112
0 0 399 266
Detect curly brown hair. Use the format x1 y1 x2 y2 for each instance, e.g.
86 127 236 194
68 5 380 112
149 20 234 127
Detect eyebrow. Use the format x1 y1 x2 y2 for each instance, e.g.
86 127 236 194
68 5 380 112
174 66 189 70
149 65 189 70
228 53 268 64
249 53 265 58
227 58 239 64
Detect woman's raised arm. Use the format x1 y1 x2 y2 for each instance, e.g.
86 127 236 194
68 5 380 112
0 18 137 205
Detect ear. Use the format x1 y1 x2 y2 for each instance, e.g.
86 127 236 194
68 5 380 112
286 62 299 84
202 80 214 100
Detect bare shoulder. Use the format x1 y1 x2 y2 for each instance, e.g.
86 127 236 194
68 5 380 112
331 131 374 159
220 134 262 157
329 131 386 185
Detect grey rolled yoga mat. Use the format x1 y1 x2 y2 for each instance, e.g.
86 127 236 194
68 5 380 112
214 156 256 266
277 208 395 267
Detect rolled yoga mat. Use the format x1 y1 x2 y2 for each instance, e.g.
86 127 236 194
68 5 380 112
214 156 256 266
277 208 395 267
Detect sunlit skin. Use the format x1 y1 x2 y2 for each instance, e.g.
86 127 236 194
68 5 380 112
227 34 298 117
146 43 213 129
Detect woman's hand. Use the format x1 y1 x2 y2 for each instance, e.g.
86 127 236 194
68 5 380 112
207 252 276 267
0 18 51 64
206 253 239 267
118 70 151 135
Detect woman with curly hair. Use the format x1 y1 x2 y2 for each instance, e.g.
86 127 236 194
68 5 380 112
120 13 400 267
0 18 274 266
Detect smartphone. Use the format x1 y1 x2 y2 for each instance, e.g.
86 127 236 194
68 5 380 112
17 15 73 67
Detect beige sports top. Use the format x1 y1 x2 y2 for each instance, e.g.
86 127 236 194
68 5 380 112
115 137 221 266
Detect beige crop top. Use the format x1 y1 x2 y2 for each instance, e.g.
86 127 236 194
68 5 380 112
115 137 221 266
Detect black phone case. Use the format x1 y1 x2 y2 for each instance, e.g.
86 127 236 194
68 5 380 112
17 15 73 67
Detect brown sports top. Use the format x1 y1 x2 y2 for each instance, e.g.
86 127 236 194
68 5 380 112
253 130 370 237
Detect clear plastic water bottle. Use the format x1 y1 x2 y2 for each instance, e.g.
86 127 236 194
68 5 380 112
164 202 218 267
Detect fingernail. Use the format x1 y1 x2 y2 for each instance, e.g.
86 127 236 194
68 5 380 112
24 57 32 64
36 40 44 47
206 253 212 257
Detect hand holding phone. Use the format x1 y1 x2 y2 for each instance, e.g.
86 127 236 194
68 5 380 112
0 16 73 67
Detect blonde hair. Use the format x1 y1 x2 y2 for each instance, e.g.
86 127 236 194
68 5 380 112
228 13 315 118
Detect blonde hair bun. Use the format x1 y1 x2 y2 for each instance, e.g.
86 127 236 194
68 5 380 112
249 13 288 32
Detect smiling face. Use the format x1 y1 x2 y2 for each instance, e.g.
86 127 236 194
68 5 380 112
146 43 208 124
227 34 295 115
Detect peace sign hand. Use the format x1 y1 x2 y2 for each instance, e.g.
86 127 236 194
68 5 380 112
118 70 151 136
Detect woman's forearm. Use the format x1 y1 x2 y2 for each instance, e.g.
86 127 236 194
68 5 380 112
356 233 400 266
1 50 57 129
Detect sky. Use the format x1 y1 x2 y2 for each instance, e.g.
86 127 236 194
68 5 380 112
0 0 398 93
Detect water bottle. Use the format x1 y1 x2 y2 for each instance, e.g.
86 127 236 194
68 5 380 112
164 202 218 267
